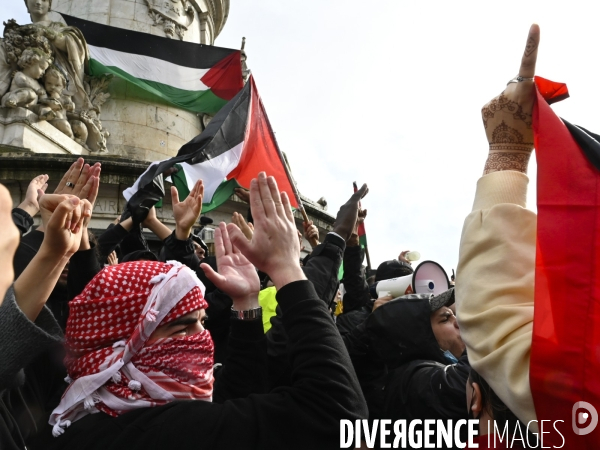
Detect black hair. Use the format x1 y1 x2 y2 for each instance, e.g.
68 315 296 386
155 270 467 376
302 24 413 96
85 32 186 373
468 368 538 448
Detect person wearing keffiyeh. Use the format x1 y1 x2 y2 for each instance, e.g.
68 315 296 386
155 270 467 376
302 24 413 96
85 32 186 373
50 260 214 435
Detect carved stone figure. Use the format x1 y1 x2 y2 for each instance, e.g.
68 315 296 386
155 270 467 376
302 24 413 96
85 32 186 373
0 0 112 152
39 66 88 145
0 47 54 121
146 0 195 40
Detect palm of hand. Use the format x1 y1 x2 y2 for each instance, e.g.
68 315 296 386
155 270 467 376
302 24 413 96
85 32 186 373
173 196 200 230
214 252 259 299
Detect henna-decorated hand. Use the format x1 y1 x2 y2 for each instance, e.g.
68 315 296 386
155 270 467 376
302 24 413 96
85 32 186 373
481 24 539 175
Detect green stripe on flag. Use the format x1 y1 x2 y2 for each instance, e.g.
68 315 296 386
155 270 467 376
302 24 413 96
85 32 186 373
170 167 241 213
202 179 241 212
89 60 229 114
359 235 367 248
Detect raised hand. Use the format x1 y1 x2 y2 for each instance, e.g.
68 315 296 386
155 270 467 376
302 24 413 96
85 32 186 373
303 220 320 248
40 196 88 259
227 172 306 289
18 173 49 217
347 207 367 247
200 222 260 310
231 211 254 241
107 251 118 266
172 180 204 240
14 196 89 321
55 158 101 200
481 24 539 175
398 250 412 265
234 187 250 204
332 184 369 242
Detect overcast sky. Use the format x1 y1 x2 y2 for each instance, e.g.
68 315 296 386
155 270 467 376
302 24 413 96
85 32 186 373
6 1 600 277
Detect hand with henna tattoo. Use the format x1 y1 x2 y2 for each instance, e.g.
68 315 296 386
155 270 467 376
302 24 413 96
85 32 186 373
481 24 539 175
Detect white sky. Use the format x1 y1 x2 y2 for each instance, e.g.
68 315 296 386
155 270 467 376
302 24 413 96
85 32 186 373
6 1 600 276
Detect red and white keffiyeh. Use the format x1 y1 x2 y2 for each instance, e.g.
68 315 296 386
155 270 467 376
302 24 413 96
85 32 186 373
50 260 214 437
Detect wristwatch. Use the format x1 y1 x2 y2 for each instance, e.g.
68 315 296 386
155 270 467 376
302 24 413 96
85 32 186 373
231 306 262 320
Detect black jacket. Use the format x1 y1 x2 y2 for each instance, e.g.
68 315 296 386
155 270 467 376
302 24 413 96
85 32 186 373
265 232 344 388
30 280 368 450
336 243 387 420
366 295 470 449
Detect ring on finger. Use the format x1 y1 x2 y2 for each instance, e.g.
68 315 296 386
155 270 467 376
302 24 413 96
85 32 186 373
65 181 75 188
507 75 535 85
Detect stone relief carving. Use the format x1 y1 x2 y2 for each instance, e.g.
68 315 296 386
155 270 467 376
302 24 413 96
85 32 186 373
0 0 112 152
146 0 195 40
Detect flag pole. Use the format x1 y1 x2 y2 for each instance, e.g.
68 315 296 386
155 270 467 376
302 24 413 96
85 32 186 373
353 181 372 274
255 85 309 223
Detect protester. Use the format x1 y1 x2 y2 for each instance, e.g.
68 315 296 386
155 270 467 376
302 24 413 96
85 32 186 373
456 24 540 442
264 184 368 389
24 173 368 449
1 192 89 450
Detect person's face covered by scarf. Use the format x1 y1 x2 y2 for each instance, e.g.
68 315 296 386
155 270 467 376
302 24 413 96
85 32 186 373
52 260 214 432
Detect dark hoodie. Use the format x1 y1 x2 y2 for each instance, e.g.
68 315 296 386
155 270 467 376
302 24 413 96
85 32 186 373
366 295 470 448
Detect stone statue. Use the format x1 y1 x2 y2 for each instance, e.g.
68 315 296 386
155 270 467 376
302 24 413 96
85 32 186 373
0 0 111 152
146 0 195 40
39 66 88 145
0 47 54 120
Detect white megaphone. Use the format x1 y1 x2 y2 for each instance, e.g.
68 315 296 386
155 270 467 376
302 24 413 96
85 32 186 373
375 260 450 299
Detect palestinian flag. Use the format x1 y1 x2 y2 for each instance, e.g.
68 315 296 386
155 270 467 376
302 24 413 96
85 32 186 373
531 77 600 448
61 14 243 114
123 75 299 212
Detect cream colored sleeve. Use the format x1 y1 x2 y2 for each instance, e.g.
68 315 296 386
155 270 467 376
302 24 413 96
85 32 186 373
456 170 537 429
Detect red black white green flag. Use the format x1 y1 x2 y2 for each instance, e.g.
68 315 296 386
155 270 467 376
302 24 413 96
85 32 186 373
62 14 243 114
531 76 600 448
124 76 299 212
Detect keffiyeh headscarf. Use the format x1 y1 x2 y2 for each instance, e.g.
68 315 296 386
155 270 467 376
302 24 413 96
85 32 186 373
50 260 214 436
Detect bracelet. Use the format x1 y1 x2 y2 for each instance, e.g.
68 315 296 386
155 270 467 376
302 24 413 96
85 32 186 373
231 306 262 320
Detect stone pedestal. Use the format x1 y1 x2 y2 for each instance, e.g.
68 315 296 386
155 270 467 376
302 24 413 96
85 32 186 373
0 108 88 155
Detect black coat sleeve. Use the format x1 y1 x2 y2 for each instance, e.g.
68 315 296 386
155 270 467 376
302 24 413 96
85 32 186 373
213 319 267 402
67 243 103 300
265 232 345 388
11 208 33 236
96 224 129 263
341 245 370 312
301 232 345 306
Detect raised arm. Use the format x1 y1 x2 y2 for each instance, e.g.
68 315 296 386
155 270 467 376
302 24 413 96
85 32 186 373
14 194 89 321
456 24 539 428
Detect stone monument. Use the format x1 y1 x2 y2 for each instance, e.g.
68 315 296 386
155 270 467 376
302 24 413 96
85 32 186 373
0 0 334 255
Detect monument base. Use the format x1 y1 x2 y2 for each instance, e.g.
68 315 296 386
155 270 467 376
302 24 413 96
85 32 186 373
0 107 89 156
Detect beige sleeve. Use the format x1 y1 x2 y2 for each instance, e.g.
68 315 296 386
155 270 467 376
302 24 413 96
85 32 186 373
456 170 537 429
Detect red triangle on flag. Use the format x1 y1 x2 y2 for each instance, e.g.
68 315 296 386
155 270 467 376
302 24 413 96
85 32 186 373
227 77 299 208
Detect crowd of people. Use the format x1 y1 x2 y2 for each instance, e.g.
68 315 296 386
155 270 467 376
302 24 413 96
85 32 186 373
0 24 588 449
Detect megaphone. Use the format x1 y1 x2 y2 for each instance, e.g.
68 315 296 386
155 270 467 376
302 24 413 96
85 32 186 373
375 260 450 299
